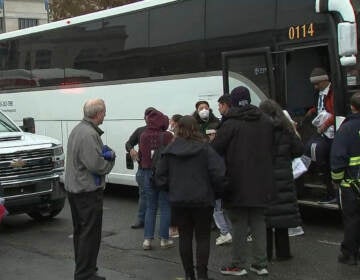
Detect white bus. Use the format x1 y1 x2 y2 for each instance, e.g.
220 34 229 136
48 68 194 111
0 0 359 207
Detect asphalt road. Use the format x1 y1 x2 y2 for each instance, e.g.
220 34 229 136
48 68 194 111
0 185 358 280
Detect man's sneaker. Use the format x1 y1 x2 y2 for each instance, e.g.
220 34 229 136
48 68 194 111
131 221 144 229
288 226 305 237
142 239 152 250
250 264 269 275
338 253 357 265
216 232 232 245
160 239 175 249
220 264 247 276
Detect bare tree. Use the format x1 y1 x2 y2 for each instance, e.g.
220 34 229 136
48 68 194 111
50 0 142 21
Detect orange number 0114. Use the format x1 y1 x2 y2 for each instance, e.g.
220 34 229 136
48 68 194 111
288 23 315 40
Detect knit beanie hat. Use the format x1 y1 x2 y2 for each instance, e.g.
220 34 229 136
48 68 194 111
230 86 251 107
309 67 329 84
195 100 209 110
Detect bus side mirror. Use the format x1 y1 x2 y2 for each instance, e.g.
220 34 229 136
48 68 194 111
20 117 35 133
338 22 357 66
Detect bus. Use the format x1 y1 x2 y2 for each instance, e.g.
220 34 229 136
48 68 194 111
0 0 358 209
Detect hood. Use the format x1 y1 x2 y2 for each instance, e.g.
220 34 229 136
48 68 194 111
164 137 205 157
224 104 262 122
0 131 61 153
146 110 169 131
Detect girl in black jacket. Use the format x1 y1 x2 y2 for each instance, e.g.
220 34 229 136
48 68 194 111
259 99 304 261
155 115 226 280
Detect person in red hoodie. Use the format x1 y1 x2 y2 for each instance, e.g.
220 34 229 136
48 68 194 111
139 109 174 250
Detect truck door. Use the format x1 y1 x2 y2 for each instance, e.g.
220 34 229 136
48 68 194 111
222 47 275 106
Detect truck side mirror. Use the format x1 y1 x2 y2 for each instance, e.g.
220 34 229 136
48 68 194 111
21 117 35 133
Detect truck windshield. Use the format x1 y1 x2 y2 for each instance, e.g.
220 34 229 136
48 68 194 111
0 112 20 132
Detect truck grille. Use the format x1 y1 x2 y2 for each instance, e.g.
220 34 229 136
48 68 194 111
0 149 53 180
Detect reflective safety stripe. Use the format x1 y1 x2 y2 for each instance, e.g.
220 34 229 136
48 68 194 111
349 156 360 166
341 179 360 188
331 170 344 180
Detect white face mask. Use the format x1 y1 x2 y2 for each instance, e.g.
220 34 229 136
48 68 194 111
198 109 210 120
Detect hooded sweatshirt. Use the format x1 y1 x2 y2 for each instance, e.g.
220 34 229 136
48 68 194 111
154 137 226 207
139 110 173 168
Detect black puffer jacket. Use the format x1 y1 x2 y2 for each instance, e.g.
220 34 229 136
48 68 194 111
154 137 226 207
265 123 304 228
212 105 276 208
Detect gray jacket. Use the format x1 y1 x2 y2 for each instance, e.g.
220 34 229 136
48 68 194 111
65 118 115 193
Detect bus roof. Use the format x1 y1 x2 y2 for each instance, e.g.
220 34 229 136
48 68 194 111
0 0 176 41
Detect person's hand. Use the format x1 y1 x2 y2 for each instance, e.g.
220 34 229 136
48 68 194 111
317 124 327 134
208 133 216 142
102 145 116 161
129 148 139 161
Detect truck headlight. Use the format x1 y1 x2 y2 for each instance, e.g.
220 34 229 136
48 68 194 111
53 146 64 156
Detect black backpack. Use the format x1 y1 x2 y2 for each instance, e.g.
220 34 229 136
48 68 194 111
150 133 166 188
151 133 166 169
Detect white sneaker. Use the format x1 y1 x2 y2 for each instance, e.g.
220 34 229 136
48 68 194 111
288 226 304 237
160 239 175 249
246 234 253 242
142 239 152 250
216 232 232 245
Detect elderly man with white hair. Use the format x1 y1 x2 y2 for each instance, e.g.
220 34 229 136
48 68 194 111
65 98 116 280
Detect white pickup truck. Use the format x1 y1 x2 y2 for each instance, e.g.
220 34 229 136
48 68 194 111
0 110 65 221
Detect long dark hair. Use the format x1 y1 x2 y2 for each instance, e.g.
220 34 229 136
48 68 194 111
176 115 205 142
259 99 294 133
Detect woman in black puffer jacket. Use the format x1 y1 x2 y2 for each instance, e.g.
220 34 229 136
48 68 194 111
260 99 304 261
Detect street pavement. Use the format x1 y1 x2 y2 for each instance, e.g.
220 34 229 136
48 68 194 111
0 185 359 280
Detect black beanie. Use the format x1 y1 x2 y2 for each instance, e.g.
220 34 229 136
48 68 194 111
230 86 251 107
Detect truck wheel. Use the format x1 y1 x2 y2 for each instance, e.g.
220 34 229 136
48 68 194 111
27 199 65 221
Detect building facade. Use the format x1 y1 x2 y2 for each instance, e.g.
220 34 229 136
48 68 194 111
0 0 48 33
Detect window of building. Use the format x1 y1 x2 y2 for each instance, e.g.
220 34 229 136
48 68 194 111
18 18 39 29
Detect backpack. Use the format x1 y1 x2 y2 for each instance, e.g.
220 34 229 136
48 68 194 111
151 132 166 169
150 133 166 188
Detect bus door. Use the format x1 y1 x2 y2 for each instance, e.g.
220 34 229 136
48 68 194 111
221 47 275 106
279 45 331 143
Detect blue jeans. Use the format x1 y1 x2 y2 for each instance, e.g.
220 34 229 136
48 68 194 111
143 169 171 239
213 199 232 235
135 168 146 224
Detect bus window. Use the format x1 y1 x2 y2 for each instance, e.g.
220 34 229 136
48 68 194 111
223 49 274 106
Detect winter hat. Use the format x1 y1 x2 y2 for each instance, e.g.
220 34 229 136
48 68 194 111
195 100 209 110
309 67 329 84
230 86 251 107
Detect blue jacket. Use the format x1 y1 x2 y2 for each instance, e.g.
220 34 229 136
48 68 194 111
330 113 360 186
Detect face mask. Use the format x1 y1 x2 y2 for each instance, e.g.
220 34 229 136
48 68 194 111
198 109 209 120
